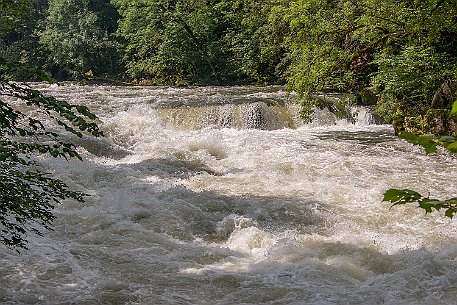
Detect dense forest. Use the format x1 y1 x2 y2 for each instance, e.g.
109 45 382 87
2 0 457 125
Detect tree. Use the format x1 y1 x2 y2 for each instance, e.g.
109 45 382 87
112 0 286 85
112 0 227 84
366 0 457 120
0 0 31 33
0 0 49 81
0 1 103 249
38 0 121 79
216 0 289 84
278 0 457 122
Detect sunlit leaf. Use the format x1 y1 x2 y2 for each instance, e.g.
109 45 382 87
445 141 457 153
451 100 457 115
383 189 422 206
445 209 456 218
384 190 457 218
418 199 443 213
398 131 438 154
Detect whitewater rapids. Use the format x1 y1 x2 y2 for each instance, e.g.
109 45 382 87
1 84 456 305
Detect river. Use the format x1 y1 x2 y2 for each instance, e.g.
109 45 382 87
1 84 456 305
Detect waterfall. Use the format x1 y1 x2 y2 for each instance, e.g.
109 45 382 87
155 102 303 130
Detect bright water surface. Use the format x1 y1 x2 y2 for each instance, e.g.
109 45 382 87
1 84 456 305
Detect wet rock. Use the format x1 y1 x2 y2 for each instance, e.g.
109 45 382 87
404 109 457 136
431 80 457 109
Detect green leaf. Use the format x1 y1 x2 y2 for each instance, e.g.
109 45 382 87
398 131 438 154
384 189 457 218
439 136 455 143
451 100 457 115
397 131 416 142
76 106 97 120
444 198 457 204
445 209 456 218
418 199 443 213
445 141 457 153
1 80 103 249
383 189 422 206
34 69 56 84
49 148 59 158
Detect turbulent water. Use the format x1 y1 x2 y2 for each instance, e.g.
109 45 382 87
1 84 456 305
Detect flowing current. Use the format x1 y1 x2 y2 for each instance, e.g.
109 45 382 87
1 84 456 305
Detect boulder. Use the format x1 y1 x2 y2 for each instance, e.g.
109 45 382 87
431 80 457 109
404 109 457 136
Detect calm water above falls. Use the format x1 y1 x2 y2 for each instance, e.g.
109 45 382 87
1 84 456 305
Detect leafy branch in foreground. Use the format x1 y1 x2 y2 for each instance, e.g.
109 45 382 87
385 101 457 219
0 80 103 250
397 131 457 154
396 101 457 154
383 189 457 218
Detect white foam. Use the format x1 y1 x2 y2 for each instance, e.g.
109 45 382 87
1 85 456 305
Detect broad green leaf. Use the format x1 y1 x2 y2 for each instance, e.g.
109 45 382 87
445 209 456 218
383 189 422 206
444 198 457 204
451 100 457 115
398 132 438 154
446 141 457 153
384 189 457 218
418 199 443 213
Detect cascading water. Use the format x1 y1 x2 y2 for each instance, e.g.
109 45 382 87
1 84 456 305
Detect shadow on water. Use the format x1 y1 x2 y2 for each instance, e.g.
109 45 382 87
106 157 326 243
3 155 455 305
177 242 457 305
313 130 396 145
94 158 455 304
56 132 132 160
124 158 223 179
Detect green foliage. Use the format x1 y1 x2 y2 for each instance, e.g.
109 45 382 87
398 131 457 154
445 141 457 153
398 131 439 154
112 0 285 85
372 46 455 121
222 0 288 84
384 189 457 218
0 0 49 81
0 1 104 250
1 0 456 120
1 62 103 249
282 0 362 95
452 100 457 115
38 0 121 79
277 0 457 121
0 0 31 33
112 0 214 83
